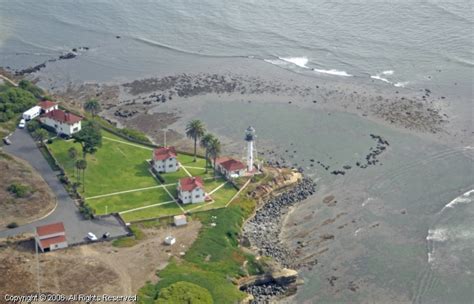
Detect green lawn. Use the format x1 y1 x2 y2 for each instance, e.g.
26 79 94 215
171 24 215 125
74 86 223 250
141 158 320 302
88 187 172 215
121 202 183 222
47 128 239 221
48 130 156 197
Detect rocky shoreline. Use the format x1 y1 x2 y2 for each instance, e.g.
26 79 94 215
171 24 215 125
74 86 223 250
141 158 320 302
242 177 316 303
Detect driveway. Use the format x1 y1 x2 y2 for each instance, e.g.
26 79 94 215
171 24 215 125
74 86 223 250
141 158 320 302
0 129 129 244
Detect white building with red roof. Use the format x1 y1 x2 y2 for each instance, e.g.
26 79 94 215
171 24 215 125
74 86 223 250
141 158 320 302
38 100 59 114
177 177 205 204
35 222 68 252
40 109 82 136
152 146 179 173
216 157 246 179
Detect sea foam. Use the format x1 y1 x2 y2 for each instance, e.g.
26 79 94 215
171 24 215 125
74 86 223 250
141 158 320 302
442 189 474 210
313 68 352 77
279 56 310 69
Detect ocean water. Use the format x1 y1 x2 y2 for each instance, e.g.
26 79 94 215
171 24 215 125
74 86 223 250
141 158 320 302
0 0 473 97
1 1 473 303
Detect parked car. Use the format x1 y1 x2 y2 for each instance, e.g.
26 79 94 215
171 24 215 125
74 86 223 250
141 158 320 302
87 232 98 241
2 137 11 145
102 232 110 239
18 119 26 129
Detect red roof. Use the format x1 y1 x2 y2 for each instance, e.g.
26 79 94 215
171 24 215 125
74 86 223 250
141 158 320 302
154 147 177 161
43 109 82 124
219 158 246 172
38 100 57 110
179 177 203 192
36 222 65 237
39 235 67 248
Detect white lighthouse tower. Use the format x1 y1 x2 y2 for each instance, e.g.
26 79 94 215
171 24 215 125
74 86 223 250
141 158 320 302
245 126 256 172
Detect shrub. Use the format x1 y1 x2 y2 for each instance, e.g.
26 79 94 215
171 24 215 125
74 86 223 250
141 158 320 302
156 282 213 304
79 204 94 220
7 183 31 198
6 222 18 229
26 120 40 132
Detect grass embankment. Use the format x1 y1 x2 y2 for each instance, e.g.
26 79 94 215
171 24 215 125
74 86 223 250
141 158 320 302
138 195 263 304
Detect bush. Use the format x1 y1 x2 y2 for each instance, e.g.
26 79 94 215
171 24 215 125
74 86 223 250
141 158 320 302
0 86 37 122
26 120 40 132
7 183 31 198
156 282 213 304
120 128 150 143
79 204 94 220
18 80 44 98
7 222 18 229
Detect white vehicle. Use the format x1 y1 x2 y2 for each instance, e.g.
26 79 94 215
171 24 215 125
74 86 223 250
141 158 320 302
18 119 26 129
22 106 42 120
87 232 98 241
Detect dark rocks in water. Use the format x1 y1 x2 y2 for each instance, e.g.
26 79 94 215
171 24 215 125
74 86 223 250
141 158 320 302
342 165 352 170
243 178 316 268
331 170 345 175
243 282 288 304
59 52 77 60
116 35 121 39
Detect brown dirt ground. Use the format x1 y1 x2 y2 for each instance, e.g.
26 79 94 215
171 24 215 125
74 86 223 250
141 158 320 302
0 151 56 228
0 220 201 303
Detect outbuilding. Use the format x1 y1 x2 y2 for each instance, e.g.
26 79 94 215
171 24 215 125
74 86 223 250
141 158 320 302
173 214 187 226
215 157 246 179
38 100 59 114
22 106 42 121
35 222 68 252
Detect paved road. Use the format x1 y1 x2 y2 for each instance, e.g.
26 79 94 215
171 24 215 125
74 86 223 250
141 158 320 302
0 129 129 244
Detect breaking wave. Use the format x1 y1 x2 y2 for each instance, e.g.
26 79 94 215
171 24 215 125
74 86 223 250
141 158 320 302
442 189 474 211
279 56 309 68
313 68 352 77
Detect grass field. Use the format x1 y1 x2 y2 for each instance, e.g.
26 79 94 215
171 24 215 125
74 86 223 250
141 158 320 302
48 129 240 221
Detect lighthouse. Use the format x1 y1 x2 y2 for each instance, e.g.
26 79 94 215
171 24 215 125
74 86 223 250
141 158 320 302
245 126 256 172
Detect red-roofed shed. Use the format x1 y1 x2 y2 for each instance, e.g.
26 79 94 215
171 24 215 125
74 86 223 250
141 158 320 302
35 222 68 252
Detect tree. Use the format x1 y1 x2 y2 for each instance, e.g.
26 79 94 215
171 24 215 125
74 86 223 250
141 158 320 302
32 129 49 145
76 159 87 193
185 119 206 162
200 133 215 173
73 121 102 158
156 282 213 304
84 99 102 117
207 137 221 177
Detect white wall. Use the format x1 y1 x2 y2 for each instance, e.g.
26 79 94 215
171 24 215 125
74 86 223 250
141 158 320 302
178 187 205 204
41 117 81 136
153 157 179 173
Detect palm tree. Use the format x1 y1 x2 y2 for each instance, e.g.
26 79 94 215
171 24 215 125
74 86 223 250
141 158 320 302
84 99 102 117
32 129 49 146
207 137 221 177
76 159 87 193
185 120 206 162
200 133 215 173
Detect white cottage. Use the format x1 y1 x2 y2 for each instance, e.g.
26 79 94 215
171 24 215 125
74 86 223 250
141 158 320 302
216 157 246 179
152 147 179 173
38 100 59 114
40 109 82 136
177 177 205 204
35 222 68 252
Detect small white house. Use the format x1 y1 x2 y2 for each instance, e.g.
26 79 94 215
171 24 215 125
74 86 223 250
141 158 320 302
35 222 68 252
177 177 205 204
38 100 59 114
40 109 82 136
216 157 246 179
152 147 179 173
174 214 187 227
22 106 42 120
